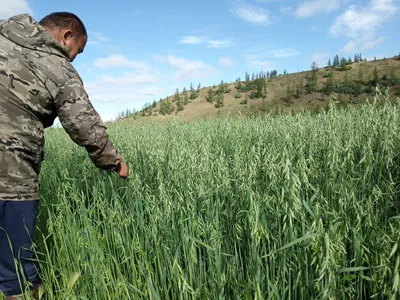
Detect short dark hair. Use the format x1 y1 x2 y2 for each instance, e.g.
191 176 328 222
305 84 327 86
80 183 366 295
39 12 87 39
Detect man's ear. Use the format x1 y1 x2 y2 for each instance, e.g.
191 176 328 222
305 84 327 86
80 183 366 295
61 29 74 44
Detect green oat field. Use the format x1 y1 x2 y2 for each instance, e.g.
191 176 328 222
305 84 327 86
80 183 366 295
7 88 400 299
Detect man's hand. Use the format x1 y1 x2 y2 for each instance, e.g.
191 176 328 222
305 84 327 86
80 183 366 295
116 162 129 179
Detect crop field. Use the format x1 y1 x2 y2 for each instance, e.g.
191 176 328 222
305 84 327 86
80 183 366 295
7 90 400 299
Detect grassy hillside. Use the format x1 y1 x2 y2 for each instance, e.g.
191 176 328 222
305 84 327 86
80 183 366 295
118 55 400 123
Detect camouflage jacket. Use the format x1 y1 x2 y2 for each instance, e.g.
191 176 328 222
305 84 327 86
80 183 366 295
0 14 122 201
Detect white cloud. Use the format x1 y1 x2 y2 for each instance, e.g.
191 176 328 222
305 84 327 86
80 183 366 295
179 35 232 48
340 35 385 54
245 47 299 62
207 39 232 48
256 0 287 3
218 58 233 67
88 86 164 104
85 72 163 107
83 58 162 109
167 55 216 80
330 0 398 53
310 52 329 66
230 3 270 25
250 60 275 70
180 36 206 45
280 6 293 13
0 0 33 19
87 31 109 46
295 0 342 18
330 0 397 38
99 73 157 86
94 54 149 70
153 55 166 63
269 48 299 58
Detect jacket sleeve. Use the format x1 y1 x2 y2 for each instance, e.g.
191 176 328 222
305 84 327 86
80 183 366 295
54 76 122 171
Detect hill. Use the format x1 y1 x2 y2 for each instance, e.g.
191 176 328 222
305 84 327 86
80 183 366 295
117 54 400 123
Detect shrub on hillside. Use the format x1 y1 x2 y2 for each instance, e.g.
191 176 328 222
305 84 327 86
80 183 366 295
190 91 198 100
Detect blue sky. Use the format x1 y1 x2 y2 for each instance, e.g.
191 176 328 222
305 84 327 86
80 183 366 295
1 0 399 121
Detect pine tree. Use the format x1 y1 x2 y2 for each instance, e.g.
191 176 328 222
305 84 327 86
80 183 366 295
255 79 263 98
340 58 348 71
206 87 213 103
218 80 225 95
261 79 267 111
236 80 242 91
333 55 340 67
372 66 379 85
177 95 184 111
311 62 318 71
152 99 157 108
306 62 318 93
184 93 189 105
160 99 174 115
324 74 334 95
215 94 224 108
173 88 180 102
190 90 198 100
328 58 331 67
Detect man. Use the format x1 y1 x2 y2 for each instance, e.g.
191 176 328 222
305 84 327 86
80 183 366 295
0 12 129 299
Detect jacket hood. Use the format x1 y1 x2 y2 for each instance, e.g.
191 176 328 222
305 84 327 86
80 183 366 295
0 13 70 60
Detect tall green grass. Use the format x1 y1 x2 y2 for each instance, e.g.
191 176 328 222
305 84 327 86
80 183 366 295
4 88 400 299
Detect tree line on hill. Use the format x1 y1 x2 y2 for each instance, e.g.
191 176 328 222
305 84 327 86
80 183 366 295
113 52 400 119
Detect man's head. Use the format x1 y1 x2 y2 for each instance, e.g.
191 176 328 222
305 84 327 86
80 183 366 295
39 12 87 62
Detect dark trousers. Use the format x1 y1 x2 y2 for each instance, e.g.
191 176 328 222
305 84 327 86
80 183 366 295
0 200 39 296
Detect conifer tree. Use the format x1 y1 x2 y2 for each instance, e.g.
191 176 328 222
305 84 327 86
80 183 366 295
173 88 180 102
206 87 213 103
184 93 189 105
372 66 379 85
261 79 267 110
177 95 184 111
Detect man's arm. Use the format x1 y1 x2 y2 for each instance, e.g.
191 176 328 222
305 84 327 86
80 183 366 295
54 76 127 176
